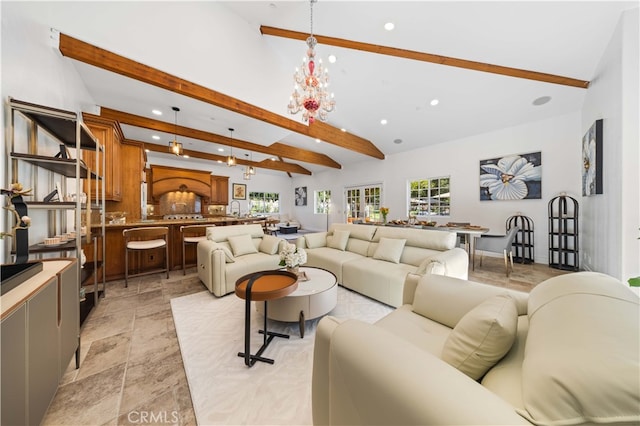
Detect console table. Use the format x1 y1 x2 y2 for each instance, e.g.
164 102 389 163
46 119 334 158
234 270 298 367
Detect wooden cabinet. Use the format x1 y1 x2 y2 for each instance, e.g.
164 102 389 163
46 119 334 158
211 175 229 205
0 260 79 426
83 114 123 202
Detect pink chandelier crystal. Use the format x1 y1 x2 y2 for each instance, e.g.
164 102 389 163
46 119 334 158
287 0 335 124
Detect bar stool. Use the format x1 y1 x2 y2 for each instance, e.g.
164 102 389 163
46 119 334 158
123 227 170 287
180 224 210 275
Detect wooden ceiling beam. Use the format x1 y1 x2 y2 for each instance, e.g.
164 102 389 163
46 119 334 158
140 142 312 175
99 108 341 169
58 32 385 160
260 26 590 89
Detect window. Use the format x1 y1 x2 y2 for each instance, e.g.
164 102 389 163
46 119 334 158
346 184 382 222
249 192 279 214
409 177 450 217
315 190 331 214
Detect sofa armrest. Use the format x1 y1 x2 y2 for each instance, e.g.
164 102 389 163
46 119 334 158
315 319 530 425
416 247 469 280
196 240 228 296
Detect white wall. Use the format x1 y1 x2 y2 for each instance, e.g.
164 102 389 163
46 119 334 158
293 113 582 262
581 7 639 283
1 2 97 261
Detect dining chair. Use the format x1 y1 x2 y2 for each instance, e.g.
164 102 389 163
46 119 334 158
123 226 170 287
447 222 471 249
180 224 210 275
472 226 520 277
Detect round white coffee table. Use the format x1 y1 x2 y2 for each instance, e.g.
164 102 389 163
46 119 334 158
256 266 337 337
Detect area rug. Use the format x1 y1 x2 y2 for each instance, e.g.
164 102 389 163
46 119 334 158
171 286 393 425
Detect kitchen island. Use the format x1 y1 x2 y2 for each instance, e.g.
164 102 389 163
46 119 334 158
88 216 277 282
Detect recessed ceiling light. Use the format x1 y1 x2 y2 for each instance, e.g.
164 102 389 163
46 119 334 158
152 135 160 140
217 160 223 164
270 157 277 161
384 22 395 31
217 148 225 152
340 128 347 132
315 138 322 143
393 139 403 144
380 119 388 125
430 99 439 106
182 155 190 159
328 54 337 64
152 109 162 116
144 149 150 153
533 96 552 106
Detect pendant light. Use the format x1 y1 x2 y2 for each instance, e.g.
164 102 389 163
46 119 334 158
168 106 183 156
227 128 236 166
243 154 251 180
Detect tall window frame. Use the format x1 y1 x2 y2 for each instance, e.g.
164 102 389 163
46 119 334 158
345 183 382 222
408 176 451 217
315 190 331 214
248 191 280 214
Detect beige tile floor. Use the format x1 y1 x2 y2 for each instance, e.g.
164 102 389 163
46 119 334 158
43 258 567 425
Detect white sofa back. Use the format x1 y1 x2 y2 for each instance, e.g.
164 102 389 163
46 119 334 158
206 224 265 242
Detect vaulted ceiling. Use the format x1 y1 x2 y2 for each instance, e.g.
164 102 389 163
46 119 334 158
44 1 636 175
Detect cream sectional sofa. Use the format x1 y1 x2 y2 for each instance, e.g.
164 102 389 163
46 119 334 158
197 224 287 296
295 223 468 307
312 272 640 425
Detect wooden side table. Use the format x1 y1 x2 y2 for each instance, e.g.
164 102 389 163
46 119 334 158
235 270 298 367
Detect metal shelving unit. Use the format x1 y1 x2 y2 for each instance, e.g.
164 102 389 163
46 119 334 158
506 214 534 264
6 97 106 325
548 194 579 271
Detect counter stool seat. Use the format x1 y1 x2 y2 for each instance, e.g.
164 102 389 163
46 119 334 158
180 225 211 274
124 227 170 287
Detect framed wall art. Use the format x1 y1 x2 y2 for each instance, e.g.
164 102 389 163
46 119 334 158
582 119 603 196
232 183 246 200
295 186 307 206
479 152 542 201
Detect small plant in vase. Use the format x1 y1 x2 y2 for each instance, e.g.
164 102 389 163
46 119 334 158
380 207 389 224
279 243 307 274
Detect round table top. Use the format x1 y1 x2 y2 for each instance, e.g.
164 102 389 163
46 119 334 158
235 270 299 302
287 266 337 298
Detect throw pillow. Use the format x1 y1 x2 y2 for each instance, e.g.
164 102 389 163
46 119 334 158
327 230 350 251
305 232 327 249
228 234 259 257
373 238 406 264
441 294 518 380
259 234 281 255
213 243 235 263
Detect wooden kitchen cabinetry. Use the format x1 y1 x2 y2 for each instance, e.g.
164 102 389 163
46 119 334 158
83 113 123 202
211 175 229 205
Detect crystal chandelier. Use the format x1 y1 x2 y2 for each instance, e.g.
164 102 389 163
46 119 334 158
287 0 335 124
168 106 183 156
227 128 236 166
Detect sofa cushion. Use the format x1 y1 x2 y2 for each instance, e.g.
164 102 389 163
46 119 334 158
373 226 456 251
228 234 259 257
441 294 518 380
518 272 640 426
373 238 406 264
259 234 281 255
412 274 528 328
305 232 327 249
327 230 350 251
213 242 235 263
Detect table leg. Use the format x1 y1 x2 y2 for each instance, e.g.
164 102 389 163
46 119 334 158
237 275 290 367
299 310 305 338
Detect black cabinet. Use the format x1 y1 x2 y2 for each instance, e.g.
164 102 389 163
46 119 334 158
548 195 579 271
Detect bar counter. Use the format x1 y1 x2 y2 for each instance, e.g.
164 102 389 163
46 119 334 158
91 216 275 282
